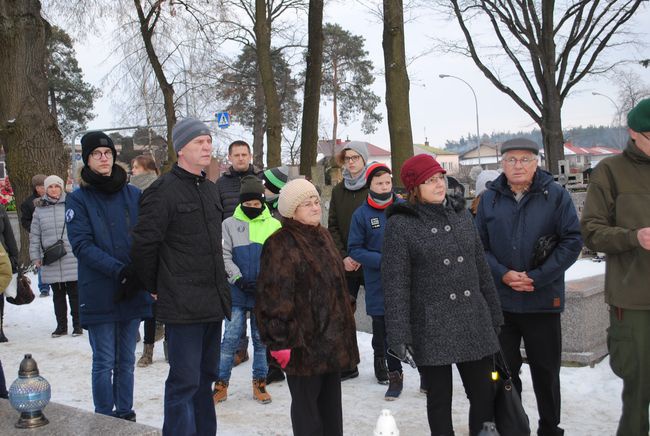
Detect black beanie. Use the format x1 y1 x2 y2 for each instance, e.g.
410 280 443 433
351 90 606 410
240 175 265 203
81 131 116 165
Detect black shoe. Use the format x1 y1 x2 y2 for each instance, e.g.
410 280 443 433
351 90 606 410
72 327 83 337
39 290 50 297
266 366 285 384
51 327 67 338
374 356 389 385
115 411 136 422
385 371 403 400
0 329 7 343
340 367 359 381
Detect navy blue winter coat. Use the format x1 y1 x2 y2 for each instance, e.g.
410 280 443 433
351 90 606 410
348 197 403 316
66 181 153 327
475 169 583 313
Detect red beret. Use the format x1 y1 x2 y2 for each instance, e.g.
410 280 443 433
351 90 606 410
400 154 446 191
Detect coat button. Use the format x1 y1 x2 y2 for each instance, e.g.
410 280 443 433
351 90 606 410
450 293 457 300
457 256 464 263
443 258 451 266
464 290 471 297
431 227 438 234
444 225 451 232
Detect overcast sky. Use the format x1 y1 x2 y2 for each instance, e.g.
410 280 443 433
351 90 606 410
72 1 650 154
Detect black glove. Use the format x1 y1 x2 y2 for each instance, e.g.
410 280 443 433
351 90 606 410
115 265 144 302
243 280 257 293
234 277 245 291
388 343 417 369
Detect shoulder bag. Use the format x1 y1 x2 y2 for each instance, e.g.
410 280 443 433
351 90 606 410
42 220 67 266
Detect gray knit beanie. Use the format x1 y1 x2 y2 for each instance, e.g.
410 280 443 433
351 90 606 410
342 141 369 164
172 118 212 153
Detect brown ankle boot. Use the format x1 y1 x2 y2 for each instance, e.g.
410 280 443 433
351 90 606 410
213 380 228 403
252 379 272 404
137 344 154 367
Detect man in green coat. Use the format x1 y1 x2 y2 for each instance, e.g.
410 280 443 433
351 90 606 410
581 98 650 436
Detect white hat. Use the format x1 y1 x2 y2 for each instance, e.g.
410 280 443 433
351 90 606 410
475 170 500 196
278 179 320 218
44 175 65 191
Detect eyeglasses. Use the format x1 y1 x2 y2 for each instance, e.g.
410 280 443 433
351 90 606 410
503 156 536 167
343 155 361 163
90 150 114 160
423 174 446 185
297 199 321 209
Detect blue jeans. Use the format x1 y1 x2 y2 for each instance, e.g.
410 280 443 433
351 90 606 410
38 268 50 293
87 318 140 417
218 306 267 381
164 322 221 436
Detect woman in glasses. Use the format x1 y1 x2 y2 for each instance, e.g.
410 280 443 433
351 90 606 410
255 179 359 436
382 154 503 436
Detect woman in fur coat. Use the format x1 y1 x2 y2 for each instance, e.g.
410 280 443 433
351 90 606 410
255 179 359 436
382 154 504 436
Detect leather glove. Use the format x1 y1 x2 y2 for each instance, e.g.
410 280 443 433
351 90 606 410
388 343 417 369
270 349 291 369
115 265 144 302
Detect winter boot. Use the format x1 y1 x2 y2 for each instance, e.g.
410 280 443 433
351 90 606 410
51 327 68 338
72 327 83 337
252 379 272 404
419 372 428 394
154 322 165 342
266 366 285 385
163 340 169 362
213 380 228 404
340 366 359 381
233 348 249 367
0 317 7 343
137 344 154 367
384 371 403 401
374 356 389 385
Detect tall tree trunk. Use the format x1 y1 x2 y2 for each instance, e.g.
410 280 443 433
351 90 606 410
382 0 413 187
330 60 339 167
0 1 67 265
252 79 265 168
134 0 177 172
255 0 282 167
541 96 564 175
299 0 324 178
49 86 58 118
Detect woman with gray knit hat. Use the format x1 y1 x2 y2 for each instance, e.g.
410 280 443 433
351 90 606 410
255 178 359 436
382 154 504 436
29 175 80 337
327 141 370 381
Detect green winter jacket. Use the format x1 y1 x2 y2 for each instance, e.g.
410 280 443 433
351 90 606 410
581 139 650 309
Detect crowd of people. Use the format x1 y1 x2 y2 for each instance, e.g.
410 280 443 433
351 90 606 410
0 98 649 436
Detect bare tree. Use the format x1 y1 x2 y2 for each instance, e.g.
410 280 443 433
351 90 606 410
446 0 645 173
382 0 414 187
298 0 323 178
0 0 68 263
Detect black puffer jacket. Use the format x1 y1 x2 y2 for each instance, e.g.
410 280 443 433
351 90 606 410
216 165 262 219
131 164 231 324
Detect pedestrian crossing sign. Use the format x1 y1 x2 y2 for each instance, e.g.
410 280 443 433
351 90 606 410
216 111 230 129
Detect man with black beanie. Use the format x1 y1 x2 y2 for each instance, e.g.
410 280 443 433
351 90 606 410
130 118 231 436
66 130 153 421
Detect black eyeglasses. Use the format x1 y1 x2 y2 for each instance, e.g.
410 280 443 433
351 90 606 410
90 150 114 160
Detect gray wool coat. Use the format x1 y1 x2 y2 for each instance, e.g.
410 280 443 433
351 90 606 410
381 200 503 366
29 193 78 283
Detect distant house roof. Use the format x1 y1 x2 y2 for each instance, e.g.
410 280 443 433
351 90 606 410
317 139 391 157
563 142 622 156
459 143 500 159
413 143 458 156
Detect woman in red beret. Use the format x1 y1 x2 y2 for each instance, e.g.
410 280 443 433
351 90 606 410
381 154 504 436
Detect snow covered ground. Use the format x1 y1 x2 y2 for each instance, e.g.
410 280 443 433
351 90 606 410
0 260 620 435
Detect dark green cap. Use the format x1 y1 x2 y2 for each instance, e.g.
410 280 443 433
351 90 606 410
627 98 650 133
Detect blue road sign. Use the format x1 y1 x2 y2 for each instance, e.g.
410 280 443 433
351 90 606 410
216 111 230 129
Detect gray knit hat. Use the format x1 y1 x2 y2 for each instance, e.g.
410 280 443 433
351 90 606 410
278 179 320 218
240 175 265 203
172 118 212 153
31 174 47 188
44 175 65 191
342 141 369 164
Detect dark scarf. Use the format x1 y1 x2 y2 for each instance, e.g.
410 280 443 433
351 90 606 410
81 164 128 194
367 190 394 210
241 205 264 220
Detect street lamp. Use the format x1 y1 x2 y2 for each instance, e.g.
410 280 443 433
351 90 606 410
440 74 481 166
592 91 625 149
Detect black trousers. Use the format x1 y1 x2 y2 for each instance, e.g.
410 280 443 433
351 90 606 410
420 356 495 436
143 303 157 344
500 311 563 436
286 372 343 436
51 281 79 330
371 315 402 372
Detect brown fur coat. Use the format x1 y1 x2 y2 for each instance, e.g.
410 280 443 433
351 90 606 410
255 218 359 376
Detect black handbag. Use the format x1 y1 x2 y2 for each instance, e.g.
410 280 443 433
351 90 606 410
493 348 531 436
42 221 67 266
6 270 35 305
